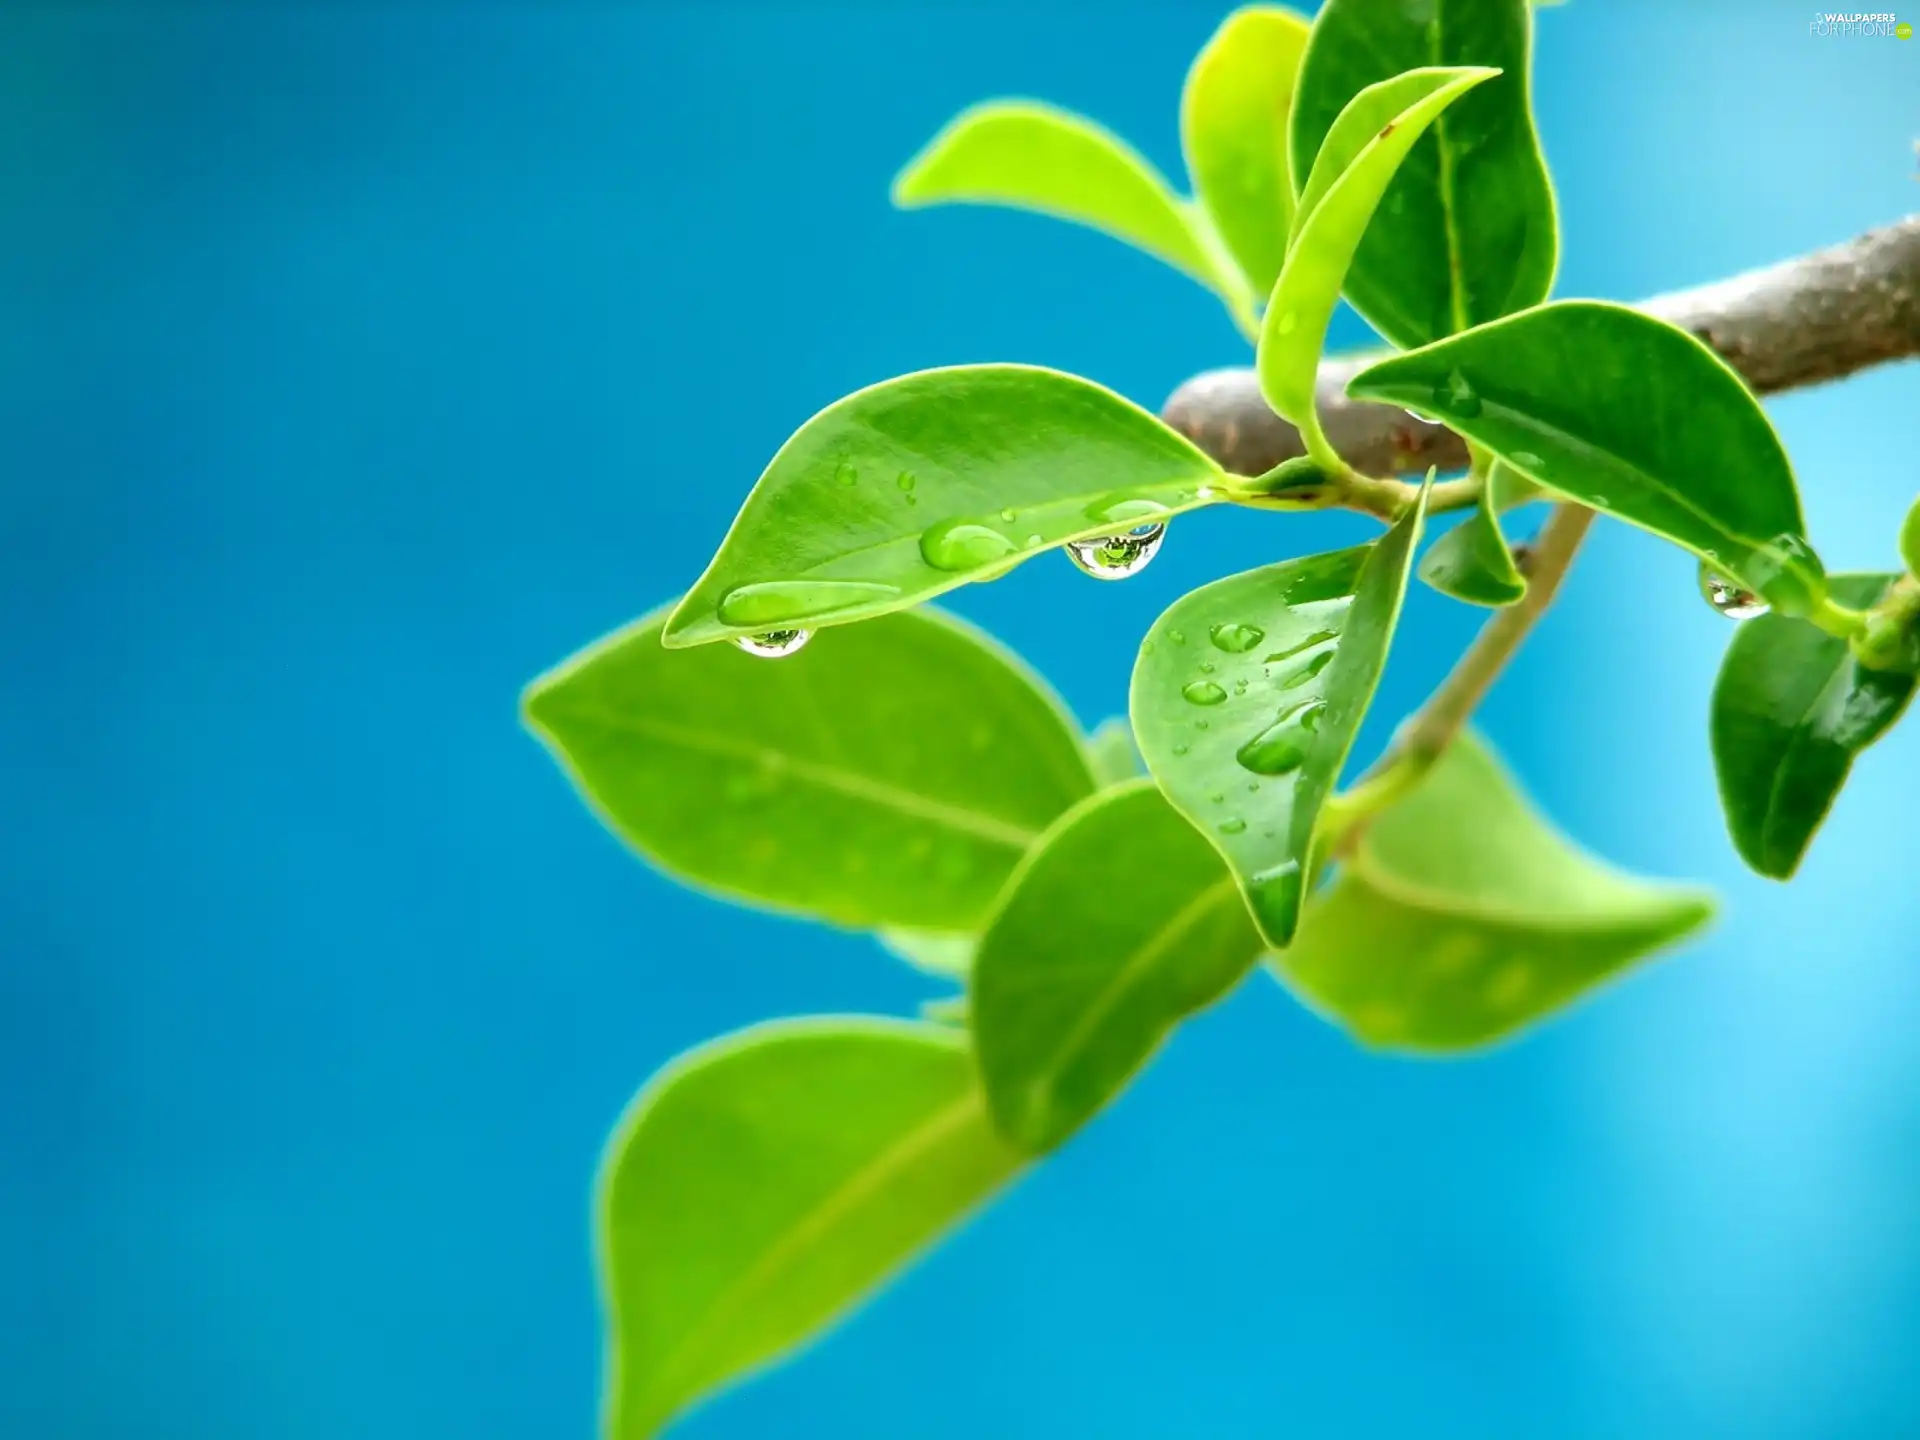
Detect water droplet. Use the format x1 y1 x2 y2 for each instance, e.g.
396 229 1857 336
1246 781 1260 792
1182 680 1228 706
1172 743 1189 757
1168 629 1187 645
1277 649 1336 690
999 507 1016 523
896 470 916 492
718 579 901 626
1199 661 1216 674
1141 640 1156 656
1196 484 1219 502
835 462 858 486
1209 622 1266 653
1263 629 1338 664
1066 522 1165 581
1086 492 1173 528
1219 817 1248 835
735 629 812 658
1023 533 1044 549
1274 310 1299 335
1195 719 1210 731
1235 699 1321 775
1208 791 1225 805
1697 559 1768 620
904 495 917 506
919 518 1017 571
1511 451 1546 475
1435 367 1481 418
1232 678 1249 696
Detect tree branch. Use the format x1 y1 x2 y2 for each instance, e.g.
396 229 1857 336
1163 213 1920 477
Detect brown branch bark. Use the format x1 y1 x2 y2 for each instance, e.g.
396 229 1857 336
1162 213 1920 477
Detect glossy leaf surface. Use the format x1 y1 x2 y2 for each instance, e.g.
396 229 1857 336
1131 485 1428 947
972 782 1263 1152
1276 734 1715 1051
1259 67 1496 430
893 102 1243 303
1711 573 1918 879
1902 493 1920 579
1418 461 1528 606
1349 302 1824 614
1181 5 1313 295
1289 0 1557 348
1085 715 1147 787
526 605 1094 930
600 1018 1021 1438
665 366 1224 648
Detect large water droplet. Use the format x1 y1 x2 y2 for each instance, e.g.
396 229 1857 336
735 629 812 658
1263 629 1338 664
1697 560 1768 620
718 578 901 627
1277 650 1336 690
1218 817 1248 835
1236 699 1322 775
1182 680 1228 706
919 518 1018 572
1209 622 1266 653
1067 523 1165 581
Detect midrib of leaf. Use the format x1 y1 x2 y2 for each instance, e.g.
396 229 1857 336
1026 877 1248 1100
635 1091 1002 1420
1350 849 1704 933
555 705 1039 850
1429 4 1471 334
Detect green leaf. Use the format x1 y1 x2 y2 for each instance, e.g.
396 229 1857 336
920 994 970 1026
971 781 1263 1151
1085 715 1147 787
892 101 1246 308
525 604 1094 930
1901 493 1920 579
1130 483 1430 947
599 1017 1022 1438
1289 0 1558 349
878 929 975 979
1180 5 1314 296
664 365 1226 648
1418 460 1529 606
1275 733 1715 1052
1258 67 1497 436
1710 573 1919 880
1348 302 1826 615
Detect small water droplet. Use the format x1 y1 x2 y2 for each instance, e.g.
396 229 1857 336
835 461 858 486
920 518 1017 572
1172 743 1190 757
1274 310 1298 335
1208 791 1225 805
1277 650 1336 690
718 579 901 627
1024 533 1044 549
1263 629 1338 664
1209 622 1266 653
896 470 916 492
1086 492 1173 527
1066 522 1166 581
1199 661 1216 674
1141 640 1156 656
1195 719 1210 731
1168 629 1187 645
1219 817 1248 835
904 494 917 505
999 507 1016 523
1511 451 1546 475
1697 560 1768 620
1182 680 1228 706
735 629 812 658
1232 678 1249 696
1436 367 1481 418
1246 782 1260 793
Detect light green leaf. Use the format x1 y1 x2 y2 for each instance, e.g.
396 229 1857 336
1257 67 1497 438
1289 0 1558 348
1418 460 1529 606
893 101 1247 309
1901 493 1920 579
599 1017 1022 1438
920 994 970 1026
525 604 1094 931
1348 302 1826 616
1180 6 1314 296
664 365 1225 648
1275 733 1715 1051
1130 483 1430 947
1085 715 1147 787
971 781 1263 1151
878 929 975 979
1711 573 1918 880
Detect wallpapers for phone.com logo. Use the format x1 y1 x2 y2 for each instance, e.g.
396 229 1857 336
1810 10 1913 36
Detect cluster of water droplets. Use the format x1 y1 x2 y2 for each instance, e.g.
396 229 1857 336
1696 559 1768 621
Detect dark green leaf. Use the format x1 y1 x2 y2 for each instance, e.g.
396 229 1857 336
892 102 1247 309
1276 733 1715 1051
1180 5 1313 296
971 781 1263 1151
525 604 1094 930
1085 715 1147 787
879 930 975 979
665 366 1225 648
1259 67 1496 433
1711 573 1918 879
1348 302 1825 615
1130 484 1430 947
1289 0 1558 348
599 1018 1022 1438
1418 460 1528 606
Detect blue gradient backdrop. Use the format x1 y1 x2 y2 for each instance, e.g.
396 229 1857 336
2 3 1916 1436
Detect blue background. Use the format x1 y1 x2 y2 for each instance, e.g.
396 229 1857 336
2 2 1916 1435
